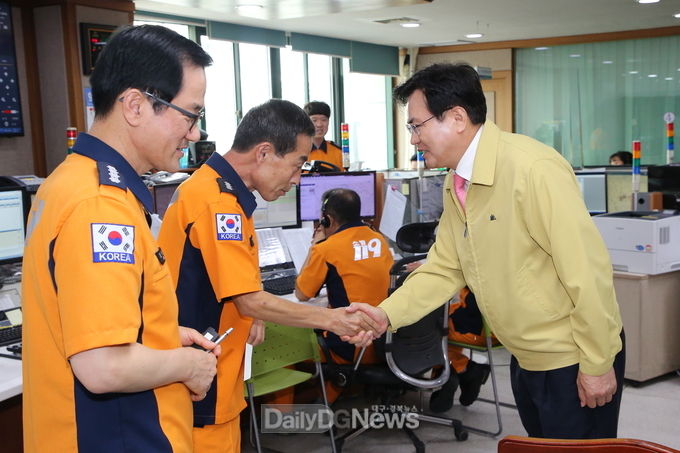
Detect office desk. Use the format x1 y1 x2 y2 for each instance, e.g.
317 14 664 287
0 281 22 402
613 270 680 383
0 347 21 401
0 281 22 452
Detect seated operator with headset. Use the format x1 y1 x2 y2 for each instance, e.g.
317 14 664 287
294 188 394 402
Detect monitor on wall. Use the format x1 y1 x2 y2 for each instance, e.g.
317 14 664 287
0 2 24 137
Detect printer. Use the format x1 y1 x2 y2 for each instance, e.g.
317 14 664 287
592 210 680 275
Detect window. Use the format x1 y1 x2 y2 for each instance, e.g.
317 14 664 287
280 47 306 108
238 42 272 114
516 36 680 167
133 17 394 169
307 53 335 142
201 36 237 153
342 59 390 170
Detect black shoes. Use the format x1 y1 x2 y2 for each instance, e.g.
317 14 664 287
429 372 459 413
428 360 491 412
458 361 490 407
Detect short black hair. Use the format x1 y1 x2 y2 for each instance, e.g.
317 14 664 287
303 101 331 118
322 188 361 225
231 99 315 156
393 63 487 125
610 151 633 165
90 24 212 118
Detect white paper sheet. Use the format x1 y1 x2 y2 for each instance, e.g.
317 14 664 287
0 289 20 311
256 228 289 267
243 343 253 381
281 227 313 273
379 186 407 241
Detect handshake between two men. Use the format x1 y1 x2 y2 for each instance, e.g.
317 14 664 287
335 303 390 347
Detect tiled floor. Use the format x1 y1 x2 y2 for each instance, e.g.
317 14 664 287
242 348 680 452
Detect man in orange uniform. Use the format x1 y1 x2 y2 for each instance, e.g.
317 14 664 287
295 188 394 402
21 25 219 452
303 101 344 171
158 100 378 453
430 287 493 412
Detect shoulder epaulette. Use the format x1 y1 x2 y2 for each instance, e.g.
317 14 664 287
97 161 127 190
216 178 236 194
328 140 340 149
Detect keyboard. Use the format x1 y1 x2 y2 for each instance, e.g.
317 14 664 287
0 324 22 347
262 275 297 295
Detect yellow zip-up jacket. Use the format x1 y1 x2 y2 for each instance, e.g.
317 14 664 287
380 121 622 375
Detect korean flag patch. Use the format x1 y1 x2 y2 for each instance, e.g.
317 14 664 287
216 213 242 241
91 223 135 263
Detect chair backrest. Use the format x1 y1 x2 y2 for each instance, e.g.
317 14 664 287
498 436 680 453
248 322 320 379
395 221 438 254
384 302 451 389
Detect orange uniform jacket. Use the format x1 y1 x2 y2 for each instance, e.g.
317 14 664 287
158 152 259 426
309 140 344 171
296 222 393 361
21 133 192 453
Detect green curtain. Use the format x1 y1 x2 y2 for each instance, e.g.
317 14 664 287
516 36 680 167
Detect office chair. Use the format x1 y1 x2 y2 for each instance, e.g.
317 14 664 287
396 220 516 437
390 221 438 289
325 302 468 453
497 435 680 453
323 221 467 452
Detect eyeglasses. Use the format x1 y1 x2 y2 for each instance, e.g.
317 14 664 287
405 107 453 136
406 115 437 136
144 91 204 131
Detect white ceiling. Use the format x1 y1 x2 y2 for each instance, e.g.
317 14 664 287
134 0 680 48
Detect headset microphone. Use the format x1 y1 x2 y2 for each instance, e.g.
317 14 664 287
320 194 331 227
320 214 330 228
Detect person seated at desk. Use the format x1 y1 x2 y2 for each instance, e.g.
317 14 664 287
303 101 345 171
294 188 393 402
609 151 632 166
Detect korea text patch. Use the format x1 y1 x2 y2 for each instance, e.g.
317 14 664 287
216 213 242 241
91 223 135 263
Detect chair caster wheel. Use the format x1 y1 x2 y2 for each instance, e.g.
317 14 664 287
454 427 468 441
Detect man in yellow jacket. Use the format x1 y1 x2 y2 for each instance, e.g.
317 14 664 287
347 63 625 439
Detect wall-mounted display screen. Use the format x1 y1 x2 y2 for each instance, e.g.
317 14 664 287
80 23 117 75
0 2 24 137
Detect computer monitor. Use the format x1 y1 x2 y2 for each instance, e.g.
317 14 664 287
648 165 680 209
153 182 181 219
254 185 301 229
575 172 607 214
0 186 27 264
606 171 648 213
299 171 376 222
383 174 446 225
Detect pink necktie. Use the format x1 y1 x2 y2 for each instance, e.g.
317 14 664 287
454 173 467 210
